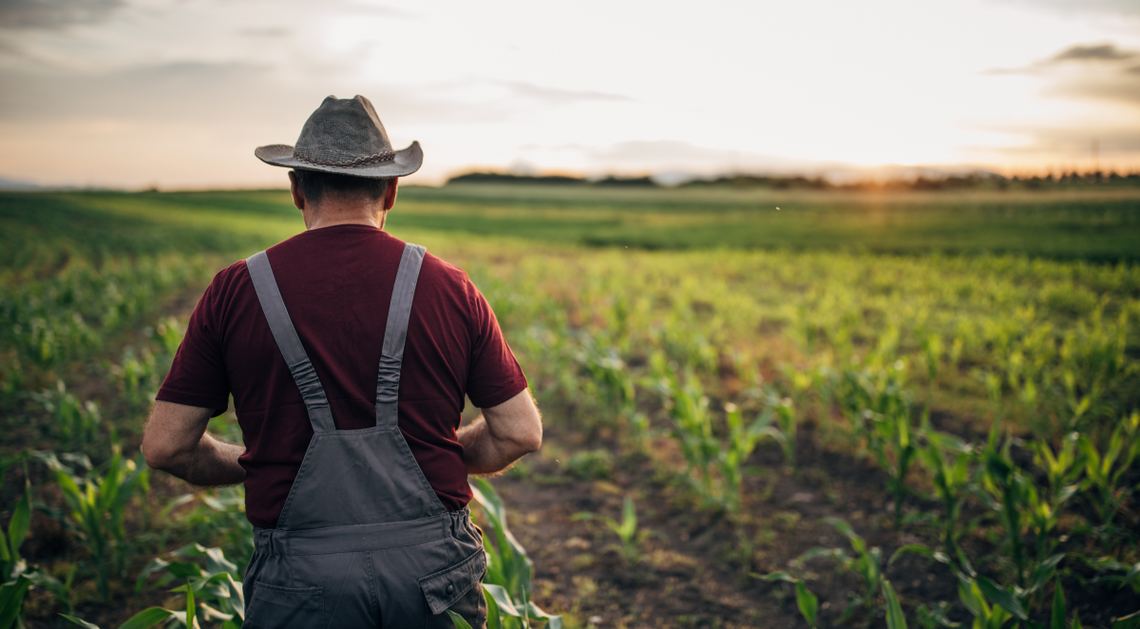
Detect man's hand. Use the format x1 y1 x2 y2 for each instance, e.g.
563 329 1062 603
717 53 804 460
458 389 542 475
142 401 245 487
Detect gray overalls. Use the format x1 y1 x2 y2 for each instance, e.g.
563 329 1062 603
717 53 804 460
241 243 486 629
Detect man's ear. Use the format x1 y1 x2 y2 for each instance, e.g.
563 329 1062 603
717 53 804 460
289 171 306 211
382 178 399 211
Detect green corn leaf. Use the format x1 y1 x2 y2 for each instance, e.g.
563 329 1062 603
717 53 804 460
0 576 33 629
7 482 31 564
1112 611 1140 629
976 576 1027 621
117 608 176 629
1121 562 1140 590
957 577 987 617
1072 611 1082 629
821 517 866 555
135 557 172 594
795 581 819 628
483 584 523 618
524 601 563 628
448 610 475 629
59 614 102 629
617 497 637 542
760 572 799 584
0 525 8 566
1029 554 1065 593
882 579 908 629
1050 578 1065 629
186 580 196 628
889 544 948 566
225 573 244 621
484 585 503 629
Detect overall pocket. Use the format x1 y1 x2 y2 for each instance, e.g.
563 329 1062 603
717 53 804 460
244 581 324 629
419 547 487 623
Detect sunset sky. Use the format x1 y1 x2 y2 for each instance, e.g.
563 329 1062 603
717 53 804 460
1 0 1139 189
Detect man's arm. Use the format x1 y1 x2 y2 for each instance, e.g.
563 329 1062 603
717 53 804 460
458 389 542 475
141 400 245 486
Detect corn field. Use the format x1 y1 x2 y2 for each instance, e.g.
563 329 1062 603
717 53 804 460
1 187 1139 628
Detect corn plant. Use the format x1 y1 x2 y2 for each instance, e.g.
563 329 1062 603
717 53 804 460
1078 411 1139 533
164 487 254 570
37 448 150 602
1027 434 1083 562
758 387 796 469
918 430 974 557
66 545 247 629
759 572 819 629
720 402 783 516
135 544 245 628
109 347 160 417
63 581 203 629
829 360 917 527
572 496 647 566
794 518 883 621
654 365 718 500
31 380 101 450
0 458 34 629
467 478 561 629
882 578 909 629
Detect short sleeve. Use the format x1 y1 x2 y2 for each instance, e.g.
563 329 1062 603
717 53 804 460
463 279 528 409
156 269 232 416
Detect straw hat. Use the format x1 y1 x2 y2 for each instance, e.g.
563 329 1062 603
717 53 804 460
255 95 422 178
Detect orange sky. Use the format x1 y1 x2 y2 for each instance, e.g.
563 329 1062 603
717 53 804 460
1 0 1139 189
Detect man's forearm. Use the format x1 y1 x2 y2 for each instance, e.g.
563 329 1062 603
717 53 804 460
151 432 246 487
458 417 534 475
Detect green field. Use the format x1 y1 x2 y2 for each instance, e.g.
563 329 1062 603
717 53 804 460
1 186 1139 627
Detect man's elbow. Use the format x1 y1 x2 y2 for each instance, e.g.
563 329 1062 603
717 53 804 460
141 437 176 471
518 422 542 455
141 428 188 472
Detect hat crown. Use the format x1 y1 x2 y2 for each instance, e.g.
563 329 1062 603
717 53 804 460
293 95 394 166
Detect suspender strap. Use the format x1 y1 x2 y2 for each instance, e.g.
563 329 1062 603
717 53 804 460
246 251 336 433
375 243 426 428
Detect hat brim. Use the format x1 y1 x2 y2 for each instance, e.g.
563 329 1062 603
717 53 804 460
254 141 423 178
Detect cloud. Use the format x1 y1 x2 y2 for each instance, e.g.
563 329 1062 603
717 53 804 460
1049 43 1136 63
986 0 1140 18
0 0 123 30
985 42 1140 110
497 81 632 105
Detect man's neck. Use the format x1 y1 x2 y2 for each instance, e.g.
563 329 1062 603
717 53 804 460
303 204 387 230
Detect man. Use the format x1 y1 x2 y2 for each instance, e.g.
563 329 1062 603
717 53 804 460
142 95 542 629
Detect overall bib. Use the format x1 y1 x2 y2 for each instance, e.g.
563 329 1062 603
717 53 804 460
241 243 487 629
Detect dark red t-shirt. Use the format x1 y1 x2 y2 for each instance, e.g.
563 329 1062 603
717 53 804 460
156 225 528 529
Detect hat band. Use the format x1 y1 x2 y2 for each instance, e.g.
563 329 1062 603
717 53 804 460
292 149 396 168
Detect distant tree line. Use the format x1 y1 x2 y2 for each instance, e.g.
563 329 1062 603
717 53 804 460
445 170 1140 190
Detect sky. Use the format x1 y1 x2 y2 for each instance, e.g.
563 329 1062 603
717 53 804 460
1 0 1139 189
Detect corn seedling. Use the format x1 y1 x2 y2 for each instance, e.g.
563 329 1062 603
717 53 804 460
63 579 205 629
572 496 646 566
919 430 974 557
0 458 34 629
1078 411 1139 533
38 448 150 602
794 517 883 622
164 488 254 570
759 572 819 629
468 478 561 629
31 381 101 450
720 402 783 516
882 577 909 629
